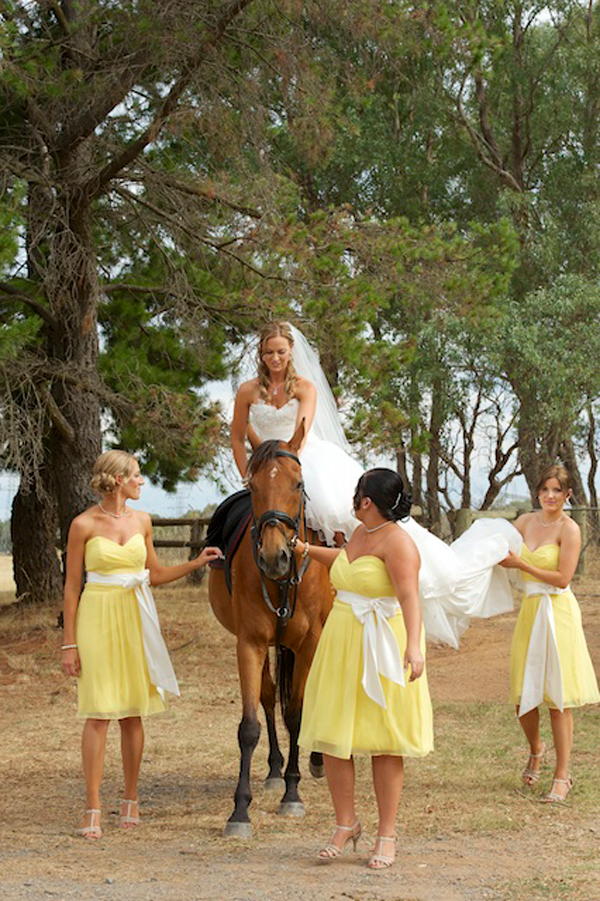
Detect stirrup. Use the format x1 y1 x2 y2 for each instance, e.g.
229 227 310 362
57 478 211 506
317 821 361 862
76 808 102 839
367 834 396 869
541 775 573 805
522 741 547 786
120 798 140 828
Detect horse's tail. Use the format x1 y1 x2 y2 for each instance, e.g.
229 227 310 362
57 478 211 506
276 644 295 718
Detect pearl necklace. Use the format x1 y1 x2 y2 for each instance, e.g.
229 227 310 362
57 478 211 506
364 521 392 534
539 512 565 528
99 503 131 519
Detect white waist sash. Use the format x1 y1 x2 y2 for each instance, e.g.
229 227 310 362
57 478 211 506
518 581 570 717
86 570 180 700
336 589 405 708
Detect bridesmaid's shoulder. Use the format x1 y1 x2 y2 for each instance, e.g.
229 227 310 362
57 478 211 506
384 522 419 559
68 507 97 543
562 514 580 541
512 512 534 534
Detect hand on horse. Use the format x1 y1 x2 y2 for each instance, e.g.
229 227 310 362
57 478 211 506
196 546 224 568
404 643 424 682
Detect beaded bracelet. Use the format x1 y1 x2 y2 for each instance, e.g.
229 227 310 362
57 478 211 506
61 644 78 650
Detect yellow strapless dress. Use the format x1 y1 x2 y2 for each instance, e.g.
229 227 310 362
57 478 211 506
509 543 600 709
75 534 167 719
298 551 433 759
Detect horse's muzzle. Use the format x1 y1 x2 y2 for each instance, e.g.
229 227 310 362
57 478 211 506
257 545 292 580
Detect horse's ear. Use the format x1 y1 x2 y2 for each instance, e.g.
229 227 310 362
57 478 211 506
289 418 305 452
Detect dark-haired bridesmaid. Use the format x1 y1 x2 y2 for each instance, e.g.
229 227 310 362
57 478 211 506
294 468 432 870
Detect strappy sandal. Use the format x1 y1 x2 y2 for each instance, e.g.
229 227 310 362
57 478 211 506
76 808 102 840
541 775 573 805
317 821 361 862
522 741 547 786
367 834 396 870
120 798 140 828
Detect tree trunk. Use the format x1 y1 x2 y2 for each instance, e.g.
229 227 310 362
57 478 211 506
11 477 63 604
559 437 587 507
586 406 598 534
426 382 443 533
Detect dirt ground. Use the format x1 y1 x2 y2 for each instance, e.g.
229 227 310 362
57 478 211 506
0 558 599 901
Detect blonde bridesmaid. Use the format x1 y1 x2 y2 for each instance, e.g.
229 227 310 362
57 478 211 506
61 450 222 838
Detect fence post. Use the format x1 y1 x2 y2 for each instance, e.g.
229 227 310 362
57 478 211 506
187 519 207 585
571 507 588 575
454 509 473 538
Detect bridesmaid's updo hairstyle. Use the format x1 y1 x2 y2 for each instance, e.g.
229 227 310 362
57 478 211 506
536 464 572 502
91 450 137 496
353 468 412 522
257 320 298 400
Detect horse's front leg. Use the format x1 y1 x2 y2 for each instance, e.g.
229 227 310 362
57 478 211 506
225 639 266 838
260 654 285 793
278 639 317 818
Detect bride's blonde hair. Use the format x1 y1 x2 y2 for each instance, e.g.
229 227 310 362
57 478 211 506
257 321 298 400
90 450 137 496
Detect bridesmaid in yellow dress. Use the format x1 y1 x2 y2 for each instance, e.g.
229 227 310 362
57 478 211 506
61 450 222 839
500 464 599 803
293 468 432 870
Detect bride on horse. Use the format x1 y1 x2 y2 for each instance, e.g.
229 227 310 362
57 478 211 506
229 319 521 648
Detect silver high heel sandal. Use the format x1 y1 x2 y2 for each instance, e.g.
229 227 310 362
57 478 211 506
541 775 573 804
120 798 140 828
317 821 361 862
76 808 102 840
522 741 547 786
367 835 396 869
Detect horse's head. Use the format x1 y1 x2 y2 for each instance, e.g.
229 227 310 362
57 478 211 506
248 420 306 580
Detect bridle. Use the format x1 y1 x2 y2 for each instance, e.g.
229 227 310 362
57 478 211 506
249 449 312 629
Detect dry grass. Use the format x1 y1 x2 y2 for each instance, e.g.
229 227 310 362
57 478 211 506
0 554 599 900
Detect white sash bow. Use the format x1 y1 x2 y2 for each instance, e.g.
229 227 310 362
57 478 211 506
336 589 406 708
518 581 569 717
86 570 180 700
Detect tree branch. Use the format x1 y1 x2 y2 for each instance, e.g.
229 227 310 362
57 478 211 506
88 0 255 198
0 283 58 329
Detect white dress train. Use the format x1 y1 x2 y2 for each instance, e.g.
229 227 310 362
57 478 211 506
248 398 520 648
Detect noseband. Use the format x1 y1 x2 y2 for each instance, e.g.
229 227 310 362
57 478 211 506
249 449 311 628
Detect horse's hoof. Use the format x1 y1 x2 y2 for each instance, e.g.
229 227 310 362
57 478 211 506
224 821 253 838
278 801 306 817
264 776 286 794
309 760 325 779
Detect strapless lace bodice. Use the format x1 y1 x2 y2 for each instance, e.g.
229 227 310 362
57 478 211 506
249 399 300 442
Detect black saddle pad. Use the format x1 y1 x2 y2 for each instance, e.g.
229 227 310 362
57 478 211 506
206 490 252 592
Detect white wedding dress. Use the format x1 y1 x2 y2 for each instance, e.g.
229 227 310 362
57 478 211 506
248 397 521 648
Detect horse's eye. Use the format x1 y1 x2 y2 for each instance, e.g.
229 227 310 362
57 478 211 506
296 481 303 491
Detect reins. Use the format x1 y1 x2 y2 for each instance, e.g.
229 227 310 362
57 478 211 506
249 449 312 629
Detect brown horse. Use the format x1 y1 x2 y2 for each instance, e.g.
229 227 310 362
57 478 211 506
208 423 333 837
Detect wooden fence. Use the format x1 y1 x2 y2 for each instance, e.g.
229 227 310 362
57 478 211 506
151 517 211 583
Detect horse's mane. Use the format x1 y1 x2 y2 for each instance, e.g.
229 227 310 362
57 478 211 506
247 440 282 478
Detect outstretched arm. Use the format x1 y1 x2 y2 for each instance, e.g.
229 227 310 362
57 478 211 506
142 514 223 586
292 537 341 569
